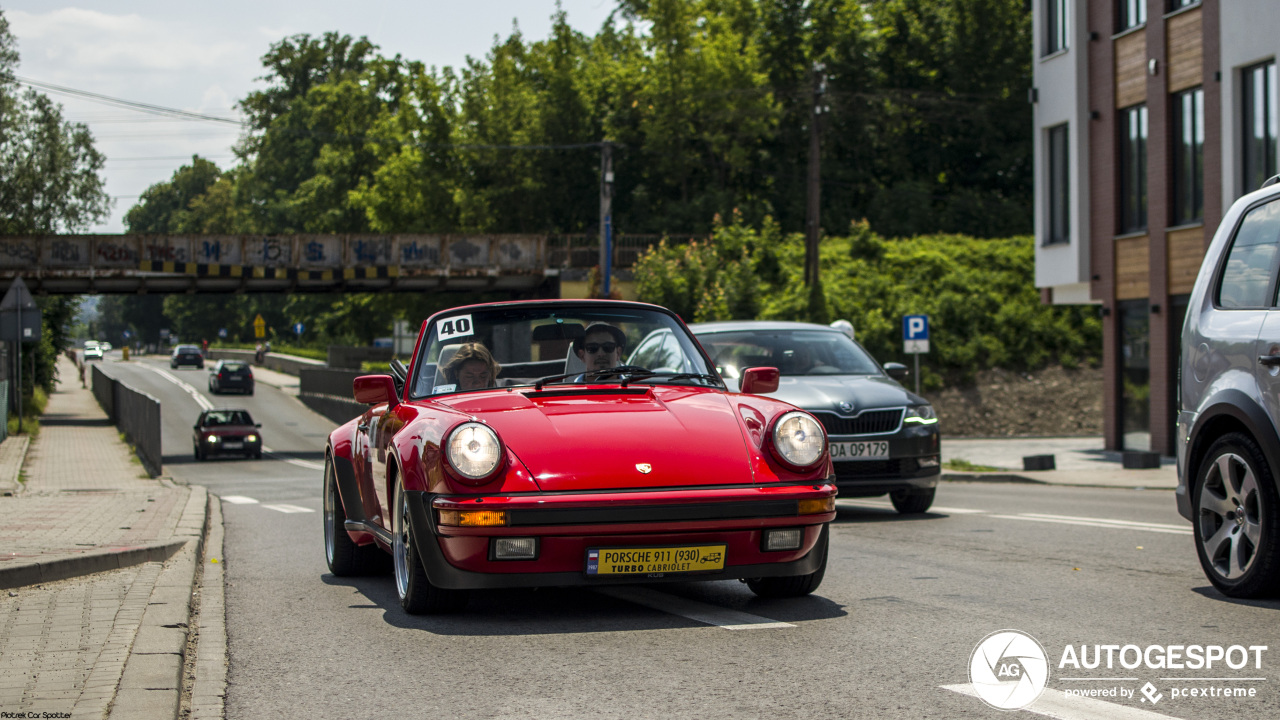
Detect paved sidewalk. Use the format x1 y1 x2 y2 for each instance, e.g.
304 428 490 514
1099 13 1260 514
0 356 211 719
248 365 299 396
942 436 1178 489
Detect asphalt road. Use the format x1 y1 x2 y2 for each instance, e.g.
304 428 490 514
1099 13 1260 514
97 353 1280 720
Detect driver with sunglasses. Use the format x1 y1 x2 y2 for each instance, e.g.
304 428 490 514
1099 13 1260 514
573 323 627 374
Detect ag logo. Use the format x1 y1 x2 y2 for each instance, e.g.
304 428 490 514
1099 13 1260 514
969 630 1049 710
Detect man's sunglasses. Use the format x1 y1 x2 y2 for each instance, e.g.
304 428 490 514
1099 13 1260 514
582 342 619 353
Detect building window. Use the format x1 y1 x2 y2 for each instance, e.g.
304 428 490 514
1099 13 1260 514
1243 61 1278 193
1046 124 1070 244
1044 0 1068 55
1120 104 1149 233
1173 87 1204 225
1168 0 1199 11
1119 0 1146 32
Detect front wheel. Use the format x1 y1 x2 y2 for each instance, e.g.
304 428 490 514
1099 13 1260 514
747 527 828 598
393 480 468 614
1194 433 1280 598
890 487 936 514
323 456 381 576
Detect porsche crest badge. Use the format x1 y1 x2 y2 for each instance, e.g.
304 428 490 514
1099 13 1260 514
635 463 652 474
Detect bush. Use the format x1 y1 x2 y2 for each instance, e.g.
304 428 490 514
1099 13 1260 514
634 217 1101 386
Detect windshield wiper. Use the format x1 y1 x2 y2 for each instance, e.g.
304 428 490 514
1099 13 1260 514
621 372 722 388
532 366 652 392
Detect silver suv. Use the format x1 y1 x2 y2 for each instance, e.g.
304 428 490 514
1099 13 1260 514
1179 180 1280 597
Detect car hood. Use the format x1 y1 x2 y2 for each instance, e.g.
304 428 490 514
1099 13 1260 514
767 374 919 413
442 387 755 492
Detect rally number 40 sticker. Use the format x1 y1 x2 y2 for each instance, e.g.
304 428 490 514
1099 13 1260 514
437 315 474 340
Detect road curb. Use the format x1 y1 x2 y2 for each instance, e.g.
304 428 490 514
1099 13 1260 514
942 472 1045 484
0 538 188 590
190 493 226 720
108 485 208 720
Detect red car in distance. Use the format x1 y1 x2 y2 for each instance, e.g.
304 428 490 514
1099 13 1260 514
324 300 836 614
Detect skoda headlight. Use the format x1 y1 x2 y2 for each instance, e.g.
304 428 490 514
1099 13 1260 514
904 405 938 425
445 422 503 482
770 411 826 469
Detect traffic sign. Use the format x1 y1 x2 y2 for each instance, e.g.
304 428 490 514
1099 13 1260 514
294 322 304 336
122 329 132 339
253 314 266 339
218 328 227 339
903 314 929 354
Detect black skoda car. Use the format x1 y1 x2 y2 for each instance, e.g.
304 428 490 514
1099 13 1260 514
170 344 204 369
208 360 254 395
690 320 941 513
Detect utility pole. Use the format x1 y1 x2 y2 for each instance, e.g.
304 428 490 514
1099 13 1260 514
804 64 827 321
599 141 614 299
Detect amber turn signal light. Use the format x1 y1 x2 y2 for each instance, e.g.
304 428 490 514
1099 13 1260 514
437 509 509 527
798 498 835 515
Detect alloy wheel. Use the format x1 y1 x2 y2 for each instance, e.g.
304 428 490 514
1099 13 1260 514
393 484 411 600
1198 452 1263 580
323 466 337 565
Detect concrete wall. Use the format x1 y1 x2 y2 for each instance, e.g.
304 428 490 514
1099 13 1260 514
298 367 366 426
327 346 393 370
91 365 162 477
205 349 325 376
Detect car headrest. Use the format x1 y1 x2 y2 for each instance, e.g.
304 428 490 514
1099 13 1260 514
564 344 586 376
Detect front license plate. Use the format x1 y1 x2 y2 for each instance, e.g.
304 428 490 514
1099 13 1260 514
586 545 726 576
829 440 889 460
222 442 243 449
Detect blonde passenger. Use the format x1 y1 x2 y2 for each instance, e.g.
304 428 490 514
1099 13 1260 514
442 343 501 390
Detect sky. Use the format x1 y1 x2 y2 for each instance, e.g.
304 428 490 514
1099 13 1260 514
4 1 619 233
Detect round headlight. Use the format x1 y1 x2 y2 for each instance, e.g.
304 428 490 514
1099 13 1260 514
771 411 826 468
445 422 503 481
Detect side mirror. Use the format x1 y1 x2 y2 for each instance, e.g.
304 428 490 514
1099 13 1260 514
255 423 262 428
883 362 909 381
739 366 780 395
353 374 399 407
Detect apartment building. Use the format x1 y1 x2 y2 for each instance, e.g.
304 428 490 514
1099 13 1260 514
1033 0 1278 454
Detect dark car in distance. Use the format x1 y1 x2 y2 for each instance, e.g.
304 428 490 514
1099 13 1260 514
193 409 262 460
209 360 254 395
170 345 204 369
690 320 940 513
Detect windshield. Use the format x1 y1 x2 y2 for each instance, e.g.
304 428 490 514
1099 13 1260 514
695 329 882 378
203 410 253 426
410 304 720 397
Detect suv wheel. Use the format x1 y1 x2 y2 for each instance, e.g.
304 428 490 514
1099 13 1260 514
1194 433 1280 598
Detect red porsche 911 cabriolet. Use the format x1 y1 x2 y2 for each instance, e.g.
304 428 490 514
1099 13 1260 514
324 300 836 614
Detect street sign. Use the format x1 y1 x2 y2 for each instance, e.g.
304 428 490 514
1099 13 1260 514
253 314 266 339
218 328 228 339
122 329 132 339
159 328 169 338
903 314 929 354
293 322 304 336
0 277 41 344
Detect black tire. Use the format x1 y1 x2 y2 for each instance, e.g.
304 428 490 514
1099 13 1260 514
890 487 936 514
246 387 254 396
747 527 828 598
194 444 204 462
1193 433 1280 598
323 456 382 576
394 480 468 614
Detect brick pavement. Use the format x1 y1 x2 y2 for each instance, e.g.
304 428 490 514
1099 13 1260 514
0 355 212 719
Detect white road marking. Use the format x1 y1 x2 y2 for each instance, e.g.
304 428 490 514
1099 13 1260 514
261 447 325 471
1018 513 1189 532
595 586 794 630
989 514 1192 535
221 496 259 505
261 503 315 514
941 684 1179 719
835 499 986 514
136 363 215 411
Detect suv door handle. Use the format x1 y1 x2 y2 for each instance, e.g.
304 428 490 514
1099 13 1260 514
1259 355 1280 367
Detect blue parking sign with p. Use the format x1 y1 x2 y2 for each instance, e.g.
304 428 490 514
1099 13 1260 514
904 315 929 354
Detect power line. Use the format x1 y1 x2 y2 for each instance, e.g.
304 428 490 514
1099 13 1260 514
14 76 246 126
